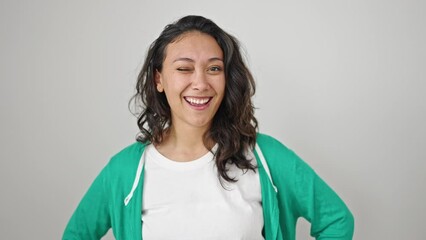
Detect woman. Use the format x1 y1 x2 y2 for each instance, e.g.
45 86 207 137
63 15 354 240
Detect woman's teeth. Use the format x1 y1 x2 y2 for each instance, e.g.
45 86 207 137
185 97 211 105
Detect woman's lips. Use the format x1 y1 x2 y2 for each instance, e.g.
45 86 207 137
184 96 212 108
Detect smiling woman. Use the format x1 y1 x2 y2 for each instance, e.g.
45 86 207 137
134 17 258 180
154 32 226 142
63 15 354 240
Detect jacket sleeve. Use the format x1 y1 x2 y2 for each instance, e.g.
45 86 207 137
62 165 112 240
291 151 354 239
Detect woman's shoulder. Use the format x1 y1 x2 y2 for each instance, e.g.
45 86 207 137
106 141 147 172
256 133 294 157
256 132 307 171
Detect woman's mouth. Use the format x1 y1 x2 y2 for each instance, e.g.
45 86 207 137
184 97 212 107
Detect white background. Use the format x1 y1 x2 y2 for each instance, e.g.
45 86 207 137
1 0 425 239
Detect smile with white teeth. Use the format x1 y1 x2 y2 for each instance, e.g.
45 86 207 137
184 97 211 106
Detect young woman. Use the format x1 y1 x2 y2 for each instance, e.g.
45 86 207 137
63 15 354 240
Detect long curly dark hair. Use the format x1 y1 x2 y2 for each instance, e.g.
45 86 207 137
129 15 258 182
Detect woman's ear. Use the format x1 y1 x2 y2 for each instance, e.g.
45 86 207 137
155 70 164 92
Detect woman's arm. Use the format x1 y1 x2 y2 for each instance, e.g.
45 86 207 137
257 133 354 239
63 166 111 240
290 150 355 239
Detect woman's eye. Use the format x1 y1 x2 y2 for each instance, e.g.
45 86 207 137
209 66 222 72
177 68 191 72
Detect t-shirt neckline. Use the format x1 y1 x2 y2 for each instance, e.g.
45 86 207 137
145 144 218 171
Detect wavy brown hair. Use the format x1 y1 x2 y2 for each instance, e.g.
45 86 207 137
129 15 258 182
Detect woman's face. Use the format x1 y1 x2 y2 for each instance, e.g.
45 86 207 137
155 31 225 132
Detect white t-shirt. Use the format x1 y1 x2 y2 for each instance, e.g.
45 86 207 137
141 144 264 240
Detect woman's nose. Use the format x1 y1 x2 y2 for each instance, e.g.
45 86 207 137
191 70 209 90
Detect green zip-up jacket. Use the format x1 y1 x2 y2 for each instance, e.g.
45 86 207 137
63 133 354 239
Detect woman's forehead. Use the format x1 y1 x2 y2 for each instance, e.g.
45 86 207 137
164 32 223 62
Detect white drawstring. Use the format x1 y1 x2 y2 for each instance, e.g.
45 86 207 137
124 151 145 206
255 143 278 193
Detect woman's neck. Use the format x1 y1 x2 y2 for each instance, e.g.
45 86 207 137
155 125 214 162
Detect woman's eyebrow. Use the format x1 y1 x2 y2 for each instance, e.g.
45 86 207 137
173 57 194 63
208 57 223 62
173 57 223 63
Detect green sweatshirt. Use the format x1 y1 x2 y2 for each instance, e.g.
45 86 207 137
63 133 354 239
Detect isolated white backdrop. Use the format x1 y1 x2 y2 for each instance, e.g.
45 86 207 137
1 0 425 239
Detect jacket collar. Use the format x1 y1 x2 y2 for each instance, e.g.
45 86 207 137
254 144 281 240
